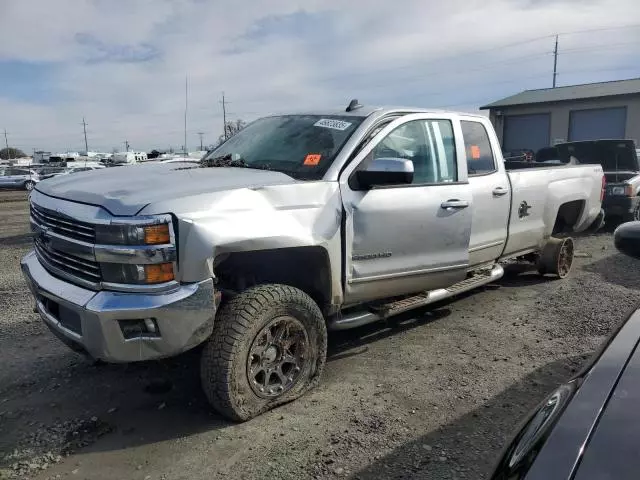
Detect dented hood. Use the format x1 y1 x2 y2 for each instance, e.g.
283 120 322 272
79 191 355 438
34 162 298 216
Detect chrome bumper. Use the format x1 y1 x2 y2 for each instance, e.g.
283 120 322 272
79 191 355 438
21 251 216 363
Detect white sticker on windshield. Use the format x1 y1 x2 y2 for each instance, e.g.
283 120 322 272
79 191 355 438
314 118 353 131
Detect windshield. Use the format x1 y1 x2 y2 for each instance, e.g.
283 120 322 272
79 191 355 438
202 115 364 180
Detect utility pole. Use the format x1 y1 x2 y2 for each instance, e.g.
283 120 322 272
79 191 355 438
197 132 204 151
552 35 559 88
3 129 10 160
220 92 228 140
184 75 188 154
124 140 130 152
81 117 89 154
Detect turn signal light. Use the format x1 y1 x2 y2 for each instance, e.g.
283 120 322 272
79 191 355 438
144 224 171 244
625 185 634 197
144 263 174 283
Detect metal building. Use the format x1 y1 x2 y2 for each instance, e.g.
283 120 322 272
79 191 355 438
481 78 640 153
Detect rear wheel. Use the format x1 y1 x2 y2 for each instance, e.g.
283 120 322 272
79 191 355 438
200 284 327 421
537 237 574 279
626 201 640 222
24 181 35 191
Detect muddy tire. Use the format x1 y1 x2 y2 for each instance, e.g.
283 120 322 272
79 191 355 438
537 236 574 279
624 200 640 222
200 284 327 422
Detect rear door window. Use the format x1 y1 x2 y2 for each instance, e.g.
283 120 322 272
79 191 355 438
461 121 496 176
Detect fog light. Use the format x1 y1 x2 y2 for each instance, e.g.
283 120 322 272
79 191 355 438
119 318 160 339
144 318 157 334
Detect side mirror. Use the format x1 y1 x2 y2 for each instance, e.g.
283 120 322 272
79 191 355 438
614 221 640 259
355 158 414 189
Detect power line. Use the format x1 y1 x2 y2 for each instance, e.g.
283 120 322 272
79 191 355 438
81 117 89 153
3 129 10 160
553 35 559 88
220 92 229 140
184 75 188 154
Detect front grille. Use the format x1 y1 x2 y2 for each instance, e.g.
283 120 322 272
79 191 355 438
31 203 96 243
35 238 101 284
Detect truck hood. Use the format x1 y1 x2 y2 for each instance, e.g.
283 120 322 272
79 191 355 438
35 162 298 216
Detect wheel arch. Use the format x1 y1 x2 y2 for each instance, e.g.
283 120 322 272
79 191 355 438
552 199 585 234
214 246 334 315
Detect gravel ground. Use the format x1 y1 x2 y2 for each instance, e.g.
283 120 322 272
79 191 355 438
0 189 639 480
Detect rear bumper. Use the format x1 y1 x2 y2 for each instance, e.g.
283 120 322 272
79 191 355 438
603 196 640 217
21 251 215 363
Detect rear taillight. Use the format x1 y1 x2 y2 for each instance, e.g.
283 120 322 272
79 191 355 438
601 175 606 202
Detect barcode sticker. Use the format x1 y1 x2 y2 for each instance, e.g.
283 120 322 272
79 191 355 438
314 118 352 131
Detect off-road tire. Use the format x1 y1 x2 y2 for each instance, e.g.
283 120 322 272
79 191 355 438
200 284 327 422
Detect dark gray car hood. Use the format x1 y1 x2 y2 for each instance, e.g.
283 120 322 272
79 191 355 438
35 162 298 216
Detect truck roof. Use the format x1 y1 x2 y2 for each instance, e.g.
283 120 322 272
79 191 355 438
273 105 487 120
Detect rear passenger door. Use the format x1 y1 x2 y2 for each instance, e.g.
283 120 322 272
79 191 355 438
340 114 473 305
461 118 511 267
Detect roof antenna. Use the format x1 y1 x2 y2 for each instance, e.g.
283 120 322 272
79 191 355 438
346 99 363 112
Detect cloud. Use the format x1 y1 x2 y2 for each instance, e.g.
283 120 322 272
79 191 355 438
74 33 161 64
0 0 639 152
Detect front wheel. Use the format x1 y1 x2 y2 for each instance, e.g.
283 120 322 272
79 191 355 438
200 284 327 421
24 181 35 191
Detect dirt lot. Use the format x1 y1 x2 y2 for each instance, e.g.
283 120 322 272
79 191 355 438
1 189 639 480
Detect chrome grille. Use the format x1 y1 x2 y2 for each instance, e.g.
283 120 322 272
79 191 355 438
34 238 101 284
30 203 95 243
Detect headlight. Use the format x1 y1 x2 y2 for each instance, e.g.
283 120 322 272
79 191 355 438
101 262 175 284
95 223 171 245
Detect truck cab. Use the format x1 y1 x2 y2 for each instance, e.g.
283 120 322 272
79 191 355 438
21 103 604 421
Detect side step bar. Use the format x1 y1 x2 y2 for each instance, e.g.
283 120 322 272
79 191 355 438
328 264 504 331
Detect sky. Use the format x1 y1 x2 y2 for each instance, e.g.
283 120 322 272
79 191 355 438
1 0 639 153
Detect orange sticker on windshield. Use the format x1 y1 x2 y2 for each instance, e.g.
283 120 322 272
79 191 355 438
304 154 322 166
470 145 481 159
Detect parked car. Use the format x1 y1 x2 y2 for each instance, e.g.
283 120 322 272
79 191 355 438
39 165 105 180
490 220 640 480
0 167 39 191
539 140 640 221
21 102 604 421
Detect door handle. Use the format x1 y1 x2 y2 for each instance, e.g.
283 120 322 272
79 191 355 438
440 199 469 210
492 186 509 196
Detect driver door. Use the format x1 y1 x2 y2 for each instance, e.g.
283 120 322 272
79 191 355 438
339 114 473 305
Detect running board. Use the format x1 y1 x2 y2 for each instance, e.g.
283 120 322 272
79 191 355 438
328 264 504 331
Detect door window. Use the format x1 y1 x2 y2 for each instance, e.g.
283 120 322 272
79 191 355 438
461 121 496 176
369 119 457 184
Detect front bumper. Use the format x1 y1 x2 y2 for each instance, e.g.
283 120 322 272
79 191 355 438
21 251 216 363
603 195 640 217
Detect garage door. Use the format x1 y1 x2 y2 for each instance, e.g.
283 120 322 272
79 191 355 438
503 113 550 152
569 107 626 141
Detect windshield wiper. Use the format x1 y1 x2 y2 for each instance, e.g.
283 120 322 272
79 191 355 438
200 154 255 169
198 154 306 179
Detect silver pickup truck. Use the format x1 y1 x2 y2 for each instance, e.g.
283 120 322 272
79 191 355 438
21 103 604 421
